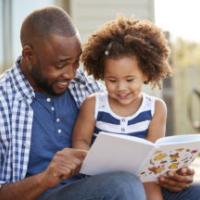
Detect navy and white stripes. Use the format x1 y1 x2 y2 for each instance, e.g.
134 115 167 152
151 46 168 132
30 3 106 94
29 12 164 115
94 92 156 139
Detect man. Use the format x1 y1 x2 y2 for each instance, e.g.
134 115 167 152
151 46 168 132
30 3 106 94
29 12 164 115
0 6 199 200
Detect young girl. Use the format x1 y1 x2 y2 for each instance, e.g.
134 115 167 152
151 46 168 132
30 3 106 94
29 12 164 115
72 16 172 200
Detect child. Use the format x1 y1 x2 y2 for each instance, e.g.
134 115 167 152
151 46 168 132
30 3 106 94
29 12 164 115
72 16 172 200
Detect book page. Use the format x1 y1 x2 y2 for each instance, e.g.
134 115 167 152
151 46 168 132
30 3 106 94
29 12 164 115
156 134 200 145
139 134 200 182
80 132 154 176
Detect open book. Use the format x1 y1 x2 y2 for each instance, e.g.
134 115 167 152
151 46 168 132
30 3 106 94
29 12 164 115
80 132 200 182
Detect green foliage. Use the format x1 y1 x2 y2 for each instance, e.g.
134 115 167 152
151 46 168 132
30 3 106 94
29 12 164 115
171 38 200 68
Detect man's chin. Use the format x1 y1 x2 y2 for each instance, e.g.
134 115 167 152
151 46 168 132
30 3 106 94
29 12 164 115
38 84 68 96
52 87 68 96
53 83 70 95
41 87 65 96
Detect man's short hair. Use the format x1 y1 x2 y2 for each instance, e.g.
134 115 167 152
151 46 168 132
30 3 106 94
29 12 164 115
20 6 77 46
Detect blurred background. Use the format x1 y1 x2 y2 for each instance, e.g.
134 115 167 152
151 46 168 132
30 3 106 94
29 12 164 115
0 0 200 136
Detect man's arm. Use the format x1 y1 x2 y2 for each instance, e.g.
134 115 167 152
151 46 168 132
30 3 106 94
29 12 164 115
0 148 87 200
0 172 48 200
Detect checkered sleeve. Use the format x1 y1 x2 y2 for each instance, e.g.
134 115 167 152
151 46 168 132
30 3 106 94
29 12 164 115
0 87 11 184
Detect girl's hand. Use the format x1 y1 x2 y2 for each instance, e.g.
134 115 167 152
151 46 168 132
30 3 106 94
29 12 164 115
158 167 194 192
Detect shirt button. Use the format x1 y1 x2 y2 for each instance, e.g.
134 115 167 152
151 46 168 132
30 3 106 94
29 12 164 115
121 128 125 132
121 118 126 122
51 107 55 111
56 118 60 123
46 98 51 102
58 129 62 134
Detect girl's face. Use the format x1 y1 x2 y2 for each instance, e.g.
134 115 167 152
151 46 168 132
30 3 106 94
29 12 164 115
104 56 147 106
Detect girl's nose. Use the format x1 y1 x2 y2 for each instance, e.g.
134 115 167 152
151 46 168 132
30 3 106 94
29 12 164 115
117 81 127 91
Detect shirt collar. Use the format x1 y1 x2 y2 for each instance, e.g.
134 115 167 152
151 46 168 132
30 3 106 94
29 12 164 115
71 67 92 85
11 57 35 103
72 67 88 84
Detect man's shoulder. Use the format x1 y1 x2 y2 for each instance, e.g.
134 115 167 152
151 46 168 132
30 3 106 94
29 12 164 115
69 68 105 107
0 70 11 89
72 68 103 93
0 68 16 100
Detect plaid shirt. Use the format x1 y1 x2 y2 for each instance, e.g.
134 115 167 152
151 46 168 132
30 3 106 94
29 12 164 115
0 58 102 184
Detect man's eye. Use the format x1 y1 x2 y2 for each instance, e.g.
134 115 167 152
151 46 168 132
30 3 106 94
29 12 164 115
56 63 65 69
56 63 68 69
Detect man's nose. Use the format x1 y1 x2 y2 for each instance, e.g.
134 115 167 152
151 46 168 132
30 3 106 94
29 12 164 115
62 65 76 79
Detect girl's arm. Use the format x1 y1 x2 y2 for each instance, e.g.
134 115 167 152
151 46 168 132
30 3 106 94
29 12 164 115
72 95 96 150
146 98 167 142
144 98 167 200
144 182 163 200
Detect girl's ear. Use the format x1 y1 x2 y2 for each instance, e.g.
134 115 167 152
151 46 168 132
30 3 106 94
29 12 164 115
144 80 148 84
143 74 149 84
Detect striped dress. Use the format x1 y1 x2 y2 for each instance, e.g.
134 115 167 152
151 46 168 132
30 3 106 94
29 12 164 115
94 92 156 139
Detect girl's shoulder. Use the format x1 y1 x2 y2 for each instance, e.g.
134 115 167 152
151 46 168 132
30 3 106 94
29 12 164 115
83 92 107 106
143 92 165 105
142 93 166 116
86 91 107 100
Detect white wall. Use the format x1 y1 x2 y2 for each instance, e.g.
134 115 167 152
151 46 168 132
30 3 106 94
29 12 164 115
70 0 154 42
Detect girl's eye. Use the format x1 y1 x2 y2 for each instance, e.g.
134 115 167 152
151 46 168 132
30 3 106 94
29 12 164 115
109 80 117 83
127 79 134 82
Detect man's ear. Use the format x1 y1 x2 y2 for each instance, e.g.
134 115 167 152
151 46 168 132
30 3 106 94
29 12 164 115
22 45 34 64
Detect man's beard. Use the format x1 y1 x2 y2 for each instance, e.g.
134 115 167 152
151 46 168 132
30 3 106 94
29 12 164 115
30 66 61 96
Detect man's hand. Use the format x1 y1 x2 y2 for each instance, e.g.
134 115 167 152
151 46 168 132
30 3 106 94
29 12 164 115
41 148 87 188
158 167 194 192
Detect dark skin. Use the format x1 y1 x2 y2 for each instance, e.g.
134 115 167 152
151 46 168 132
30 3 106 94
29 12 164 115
0 33 195 199
21 34 82 95
0 34 87 200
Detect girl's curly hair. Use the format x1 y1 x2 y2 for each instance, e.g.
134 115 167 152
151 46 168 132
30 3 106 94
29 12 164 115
81 16 172 88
